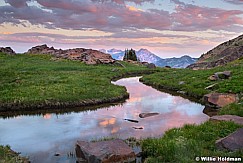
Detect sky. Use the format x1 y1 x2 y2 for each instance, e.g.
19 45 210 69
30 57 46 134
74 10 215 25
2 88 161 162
0 0 243 58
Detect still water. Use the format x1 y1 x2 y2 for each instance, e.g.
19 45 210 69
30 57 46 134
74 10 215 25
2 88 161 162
0 77 209 162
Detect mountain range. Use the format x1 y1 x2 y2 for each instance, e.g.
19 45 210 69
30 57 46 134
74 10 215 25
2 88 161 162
100 48 197 68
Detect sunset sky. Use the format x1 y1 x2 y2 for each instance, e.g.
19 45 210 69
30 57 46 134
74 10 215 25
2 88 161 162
0 0 243 57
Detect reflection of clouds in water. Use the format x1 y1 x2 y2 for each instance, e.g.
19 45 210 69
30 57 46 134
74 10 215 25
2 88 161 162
43 113 52 119
0 77 209 163
99 117 116 127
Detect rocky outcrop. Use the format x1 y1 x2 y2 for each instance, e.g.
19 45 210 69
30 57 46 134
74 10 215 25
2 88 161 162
26 44 115 65
75 139 136 163
203 93 237 108
187 34 243 69
210 115 243 125
139 112 159 118
0 47 16 55
216 128 243 151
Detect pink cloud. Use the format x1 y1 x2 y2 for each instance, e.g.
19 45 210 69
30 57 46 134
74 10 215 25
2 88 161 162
171 1 243 31
4 0 30 8
0 0 171 32
91 0 155 5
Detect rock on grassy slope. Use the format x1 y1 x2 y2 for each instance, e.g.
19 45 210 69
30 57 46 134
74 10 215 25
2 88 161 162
26 44 115 65
187 34 243 69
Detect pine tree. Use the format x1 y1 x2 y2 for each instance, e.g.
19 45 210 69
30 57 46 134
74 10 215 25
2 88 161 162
123 48 138 61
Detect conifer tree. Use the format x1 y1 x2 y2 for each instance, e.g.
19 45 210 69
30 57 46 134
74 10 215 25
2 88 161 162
123 48 138 61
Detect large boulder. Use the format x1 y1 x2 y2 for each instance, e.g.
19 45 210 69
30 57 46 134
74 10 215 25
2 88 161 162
216 128 243 151
146 63 156 69
210 115 243 125
139 112 159 118
26 45 115 65
0 47 16 55
203 93 237 108
75 139 136 163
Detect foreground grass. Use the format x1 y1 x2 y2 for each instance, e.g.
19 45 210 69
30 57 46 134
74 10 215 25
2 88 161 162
141 59 243 98
0 145 28 163
0 53 154 111
141 60 243 162
142 121 243 163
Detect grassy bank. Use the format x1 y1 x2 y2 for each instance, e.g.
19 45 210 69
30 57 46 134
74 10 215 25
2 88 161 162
0 53 155 111
141 59 243 99
141 60 243 162
219 103 243 117
142 121 243 163
0 145 28 163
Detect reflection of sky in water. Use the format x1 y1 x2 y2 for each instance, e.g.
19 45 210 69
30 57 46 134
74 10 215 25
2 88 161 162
0 77 208 163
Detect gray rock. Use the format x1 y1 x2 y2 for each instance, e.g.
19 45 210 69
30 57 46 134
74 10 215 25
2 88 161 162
177 91 186 94
216 128 243 151
76 139 136 163
114 62 126 68
139 113 159 118
205 83 218 90
208 75 218 81
178 81 185 85
215 71 231 79
210 115 243 125
146 63 156 69
0 47 16 55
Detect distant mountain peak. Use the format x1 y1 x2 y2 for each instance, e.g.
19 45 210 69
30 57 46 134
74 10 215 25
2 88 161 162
104 48 197 68
138 48 150 52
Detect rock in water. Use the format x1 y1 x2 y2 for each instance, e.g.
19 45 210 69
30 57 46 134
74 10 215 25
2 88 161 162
75 139 136 163
124 119 139 123
139 113 159 118
216 128 243 151
132 127 144 130
203 93 237 108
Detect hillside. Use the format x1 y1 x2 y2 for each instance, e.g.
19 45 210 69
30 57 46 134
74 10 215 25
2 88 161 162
187 34 243 69
102 48 197 68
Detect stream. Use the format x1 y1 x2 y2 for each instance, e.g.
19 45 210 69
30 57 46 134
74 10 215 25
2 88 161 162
0 77 209 163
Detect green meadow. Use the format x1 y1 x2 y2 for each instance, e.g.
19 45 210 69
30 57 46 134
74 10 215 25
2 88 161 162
0 53 242 162
0 53 155 111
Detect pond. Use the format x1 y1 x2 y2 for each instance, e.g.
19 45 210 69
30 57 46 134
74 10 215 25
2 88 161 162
0 77 209 163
